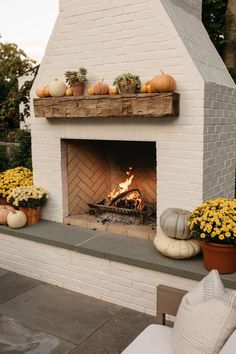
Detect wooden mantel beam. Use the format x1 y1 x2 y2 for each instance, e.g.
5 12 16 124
33 92 180 119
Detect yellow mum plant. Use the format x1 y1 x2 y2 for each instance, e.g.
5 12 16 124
7 185 48 208
0 167 33 199
189 198 236 244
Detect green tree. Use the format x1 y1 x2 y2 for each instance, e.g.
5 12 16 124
0 38 37 137
202 0 228 56
202 0 236 81
223 0 236 81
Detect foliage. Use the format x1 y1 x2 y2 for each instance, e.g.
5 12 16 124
0 166 33 199
7 185 48 208
0 145 10 172
65 68 88 85
202 0 228 57
203 0 236 82
113 73 141 92
0 37 38 137
10 129 32 170
189 198 236 244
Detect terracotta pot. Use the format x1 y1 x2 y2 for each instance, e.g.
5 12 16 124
118 84 136 94
72 83 85 96
201 241 236 274
19 207 41 225
0 198 9 206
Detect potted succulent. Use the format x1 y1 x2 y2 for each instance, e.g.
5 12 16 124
113 73 141 94
189 198 236 273
65 67 88 96
7 185 48 224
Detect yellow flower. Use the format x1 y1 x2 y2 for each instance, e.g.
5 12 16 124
200 233 206 238
219 235 225 240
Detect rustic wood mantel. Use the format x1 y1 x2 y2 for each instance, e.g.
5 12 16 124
33 92 179 119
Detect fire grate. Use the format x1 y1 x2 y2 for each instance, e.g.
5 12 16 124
88 189 155 224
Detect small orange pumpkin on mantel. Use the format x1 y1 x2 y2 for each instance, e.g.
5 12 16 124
87 87 95 96
93 80 109 95
141 81 153 94
65 86 73 96
150 71 176 93
109 87 118 95
36 86 51 98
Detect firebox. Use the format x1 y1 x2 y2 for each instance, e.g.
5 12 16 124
64 139 157 238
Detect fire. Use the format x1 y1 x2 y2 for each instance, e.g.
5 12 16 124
108 167 134 201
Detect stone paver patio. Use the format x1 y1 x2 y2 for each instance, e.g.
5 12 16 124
0 268 155 353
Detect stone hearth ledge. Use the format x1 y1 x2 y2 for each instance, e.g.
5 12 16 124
0 220 235 289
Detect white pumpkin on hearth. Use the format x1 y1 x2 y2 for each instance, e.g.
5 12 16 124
154 232 201 259
7 210 27 229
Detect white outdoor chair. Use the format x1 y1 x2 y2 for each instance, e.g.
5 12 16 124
122 285 236 354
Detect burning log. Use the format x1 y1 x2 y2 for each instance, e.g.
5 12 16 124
88 167 156 224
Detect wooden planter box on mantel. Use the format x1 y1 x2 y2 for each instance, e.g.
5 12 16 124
33 92 179 119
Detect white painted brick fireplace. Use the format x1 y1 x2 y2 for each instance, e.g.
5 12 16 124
31 0 236 230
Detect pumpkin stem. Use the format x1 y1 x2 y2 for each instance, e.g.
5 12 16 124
161 70 165 75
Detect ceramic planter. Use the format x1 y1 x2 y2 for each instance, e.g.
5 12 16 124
72 83 85 96
201 241 236 274
19 207 41 225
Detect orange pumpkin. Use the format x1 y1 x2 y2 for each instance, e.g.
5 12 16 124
43 85 51 97
150 71 176 93
36 86 51 98
94 81 109 95
65 86 73 96
88 87 95 96
36 86 46 98
109 87 118 95
141 81 152 93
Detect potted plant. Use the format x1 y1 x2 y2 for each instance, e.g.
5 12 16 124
113 73 141 94
7 185 48 224
65 67 88 96
189 198 236 273
0 166 33 205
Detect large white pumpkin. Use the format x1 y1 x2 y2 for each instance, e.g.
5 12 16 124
160 208 191 240
154 232 201 259
48 78 66 97
7 210 27 229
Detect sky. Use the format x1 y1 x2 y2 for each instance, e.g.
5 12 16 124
0 0 58 63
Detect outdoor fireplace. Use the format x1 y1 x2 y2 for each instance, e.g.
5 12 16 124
63 139 156 237
30 0 236 240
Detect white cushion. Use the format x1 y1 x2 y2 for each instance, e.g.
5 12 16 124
121 324 174 354
220 330 236 354
172 270 236 354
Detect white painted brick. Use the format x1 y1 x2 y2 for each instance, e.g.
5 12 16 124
30 0 236 226
0 233 205 316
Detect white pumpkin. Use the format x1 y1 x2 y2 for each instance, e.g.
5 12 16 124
160 208 191 240
7 210 27 229
154 232 201 259
0 205 15 225
48 78 67 97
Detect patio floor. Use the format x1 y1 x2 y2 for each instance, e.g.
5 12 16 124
0 267 155 354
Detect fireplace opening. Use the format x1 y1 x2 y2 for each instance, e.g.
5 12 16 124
64 139 157 239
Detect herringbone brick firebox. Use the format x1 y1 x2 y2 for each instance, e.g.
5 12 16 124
64 139 157 238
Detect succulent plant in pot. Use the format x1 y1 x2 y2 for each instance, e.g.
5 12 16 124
113 73 141 94
65 67 88 96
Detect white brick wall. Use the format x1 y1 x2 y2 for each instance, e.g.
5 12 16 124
203 83 236 200
30 0 235 226
0 232 197 315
